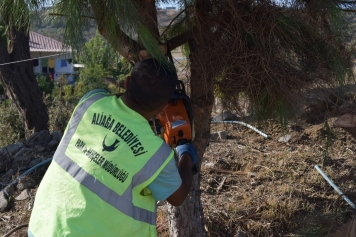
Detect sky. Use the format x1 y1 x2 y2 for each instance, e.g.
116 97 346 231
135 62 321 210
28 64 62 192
158 2 178 9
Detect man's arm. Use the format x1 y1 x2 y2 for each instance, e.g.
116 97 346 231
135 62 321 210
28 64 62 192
166 154 193 206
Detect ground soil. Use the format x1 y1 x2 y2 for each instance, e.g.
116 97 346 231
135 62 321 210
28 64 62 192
155 115 356 237
2 92 356 237
200 119 356 237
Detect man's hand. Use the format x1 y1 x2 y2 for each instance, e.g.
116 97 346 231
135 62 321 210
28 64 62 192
166 144 198 206
175 143 198 165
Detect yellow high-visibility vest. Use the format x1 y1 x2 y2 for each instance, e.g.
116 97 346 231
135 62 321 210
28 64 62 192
29 91 173 237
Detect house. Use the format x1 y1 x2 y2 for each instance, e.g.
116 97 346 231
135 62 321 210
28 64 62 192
29 31 81 84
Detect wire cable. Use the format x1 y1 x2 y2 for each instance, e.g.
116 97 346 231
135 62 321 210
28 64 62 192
0 158 53 193
0 53 68 67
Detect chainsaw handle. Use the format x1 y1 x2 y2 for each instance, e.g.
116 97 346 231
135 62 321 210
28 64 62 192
177 139 188 146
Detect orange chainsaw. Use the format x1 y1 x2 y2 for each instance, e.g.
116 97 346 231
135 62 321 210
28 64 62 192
152 80 197 174
153 80 194 147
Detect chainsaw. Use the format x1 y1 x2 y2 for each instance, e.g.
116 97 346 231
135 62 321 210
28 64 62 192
152 80 197 173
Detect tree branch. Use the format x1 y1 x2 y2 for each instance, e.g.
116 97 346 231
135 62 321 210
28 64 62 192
167 29 192 51
88 0 139 64
135 0 160 41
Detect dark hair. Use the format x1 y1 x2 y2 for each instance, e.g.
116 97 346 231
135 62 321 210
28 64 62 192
126 58 178 111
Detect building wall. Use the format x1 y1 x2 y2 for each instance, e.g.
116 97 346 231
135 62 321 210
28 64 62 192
31 51 76 84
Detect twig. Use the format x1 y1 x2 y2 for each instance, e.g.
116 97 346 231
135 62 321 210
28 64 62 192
216 176 227 193
3 223 28 237
160 9 186 38
48 13 96 19
253 165 275 178
346 147 354 154
209 168 249 175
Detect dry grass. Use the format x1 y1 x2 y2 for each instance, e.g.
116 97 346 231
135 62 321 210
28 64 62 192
197 116 356 236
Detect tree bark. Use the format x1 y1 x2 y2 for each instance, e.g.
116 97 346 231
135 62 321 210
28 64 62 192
89 0 140 64
90 1 212 235
136 0 160 41
0 24 49 137
167 38 213 237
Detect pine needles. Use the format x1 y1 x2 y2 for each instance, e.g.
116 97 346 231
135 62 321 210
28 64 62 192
182 0 356 121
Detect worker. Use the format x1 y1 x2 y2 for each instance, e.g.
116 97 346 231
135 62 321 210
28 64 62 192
28 58 198 237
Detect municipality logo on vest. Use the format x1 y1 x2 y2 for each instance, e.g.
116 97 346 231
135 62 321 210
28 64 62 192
102 135 120 152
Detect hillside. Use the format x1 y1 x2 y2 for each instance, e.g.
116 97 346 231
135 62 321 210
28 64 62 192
30 9 181 42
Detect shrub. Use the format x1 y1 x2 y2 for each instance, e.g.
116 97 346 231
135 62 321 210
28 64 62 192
0 101 25 147
44 94 75 133
36 75 54 95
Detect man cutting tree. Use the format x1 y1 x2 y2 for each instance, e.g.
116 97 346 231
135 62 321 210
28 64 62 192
28 58 198 237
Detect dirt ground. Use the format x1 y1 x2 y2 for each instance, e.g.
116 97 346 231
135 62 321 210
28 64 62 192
199 119 356 237
2 93 356 237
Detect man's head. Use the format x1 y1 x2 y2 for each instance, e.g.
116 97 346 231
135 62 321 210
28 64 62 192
125 58 178 113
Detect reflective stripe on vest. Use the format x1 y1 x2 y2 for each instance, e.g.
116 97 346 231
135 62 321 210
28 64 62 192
54 93 171 225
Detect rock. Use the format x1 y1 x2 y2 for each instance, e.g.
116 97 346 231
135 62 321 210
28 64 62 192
278 159 285 167
5 169 13 176
35 146 46 152
247 172 256 178
15 189 31 201
218 130 227 140
210 132 219 140
13 148 32 159
12 156 31 170
29 158 42 167
52 130 62 142
3 185 14 196
46 139 59 151
157 200 166 206
0 191 9 212
207 178 215 186
26 130 51 148
1 143 24 157
213 111 237 121
204 162 214 168
216 158 231 169
234 231 246 237
278 134 291 143
17 176 37 191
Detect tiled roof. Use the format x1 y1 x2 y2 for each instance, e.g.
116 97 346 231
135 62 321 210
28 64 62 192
29 31 71 52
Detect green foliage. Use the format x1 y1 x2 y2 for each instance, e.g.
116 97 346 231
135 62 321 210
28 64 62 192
76 30 132 97
322 121 336 165
63 84 75 102
36 75 54 95
51 76 78 103
79 31 119 73
0 95 76 144
0 19 6 46
44 94 75 133
75 64 108 99
0 102 25 147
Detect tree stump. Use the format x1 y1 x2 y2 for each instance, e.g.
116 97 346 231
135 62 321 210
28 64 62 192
334 114 356 140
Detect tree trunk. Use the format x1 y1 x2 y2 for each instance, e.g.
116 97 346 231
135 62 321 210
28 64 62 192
0 25 49 137
167 40 213 237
